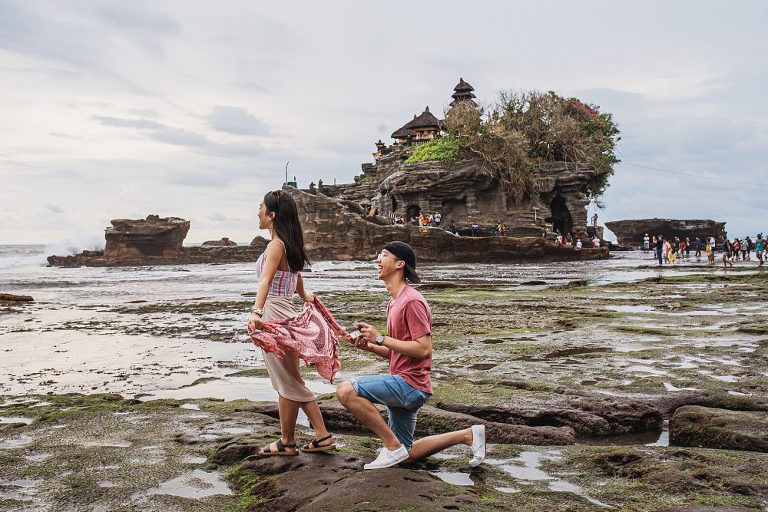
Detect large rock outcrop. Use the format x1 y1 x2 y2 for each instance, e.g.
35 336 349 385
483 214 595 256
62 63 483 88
605 218 727 248
290 188 608 262
318 147 598 241
47 215 269 267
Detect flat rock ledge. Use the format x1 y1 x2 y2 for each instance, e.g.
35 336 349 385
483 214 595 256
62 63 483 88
215 447 480 511
0 293 34 302
236 401 575 446
433 396 663 437
670 406 768 452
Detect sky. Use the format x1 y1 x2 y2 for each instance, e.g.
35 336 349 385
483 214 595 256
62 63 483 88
1 0 766 247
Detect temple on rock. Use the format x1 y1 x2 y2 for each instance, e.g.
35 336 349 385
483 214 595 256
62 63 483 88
309 77 604 244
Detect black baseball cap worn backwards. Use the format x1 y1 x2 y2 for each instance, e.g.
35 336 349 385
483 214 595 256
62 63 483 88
383 241 421 283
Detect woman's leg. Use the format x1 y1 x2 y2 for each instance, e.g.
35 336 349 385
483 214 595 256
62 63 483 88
278 395 301 444
300 400 333 444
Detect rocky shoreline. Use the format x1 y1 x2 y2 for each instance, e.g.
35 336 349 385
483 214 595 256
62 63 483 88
1 261 767 510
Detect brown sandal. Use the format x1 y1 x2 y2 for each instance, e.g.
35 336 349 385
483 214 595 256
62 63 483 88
259 439 298 456
302 434 336 453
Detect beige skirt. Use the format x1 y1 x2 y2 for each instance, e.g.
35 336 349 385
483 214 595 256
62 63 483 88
261 296 316 403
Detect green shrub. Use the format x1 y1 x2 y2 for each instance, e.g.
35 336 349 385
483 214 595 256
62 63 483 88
405 137 460 164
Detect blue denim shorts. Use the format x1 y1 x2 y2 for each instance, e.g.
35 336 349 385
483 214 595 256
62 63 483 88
350 374 430 451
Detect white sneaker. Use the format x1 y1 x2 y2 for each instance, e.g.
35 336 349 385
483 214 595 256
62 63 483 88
469 424 486 467
363 445 409 470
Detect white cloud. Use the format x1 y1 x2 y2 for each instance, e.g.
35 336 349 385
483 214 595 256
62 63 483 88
0 0 766 245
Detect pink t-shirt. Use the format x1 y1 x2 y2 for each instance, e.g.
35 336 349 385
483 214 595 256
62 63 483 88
387 285 433 394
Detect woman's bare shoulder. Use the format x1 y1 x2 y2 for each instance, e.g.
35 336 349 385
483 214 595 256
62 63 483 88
265 238 286 254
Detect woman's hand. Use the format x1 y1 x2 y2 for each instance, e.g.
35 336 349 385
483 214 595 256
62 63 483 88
303 292 315 303
248 313 264 331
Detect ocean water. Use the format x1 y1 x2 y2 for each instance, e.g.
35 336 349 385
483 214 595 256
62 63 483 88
0 244 699 307
0 244 747 398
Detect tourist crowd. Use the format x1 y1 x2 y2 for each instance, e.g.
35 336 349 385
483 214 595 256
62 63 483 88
643 233 766 269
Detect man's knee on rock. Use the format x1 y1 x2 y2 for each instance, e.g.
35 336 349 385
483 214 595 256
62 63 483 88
336 381 356 404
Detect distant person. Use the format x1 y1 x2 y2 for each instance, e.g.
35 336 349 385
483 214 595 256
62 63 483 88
433 212 442 226
755 234 765 266
685 237 691 259
722 238 734 269
744 236 752 260
471 223 479 237
592 236 600 248
643 233 650 252
449 220 457 235
576 238 582 249
694 237 702 259
705 239 714 265
709 236 716 252
591 212 598 227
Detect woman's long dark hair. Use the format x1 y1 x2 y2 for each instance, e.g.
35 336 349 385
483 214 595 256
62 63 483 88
264 190 310 272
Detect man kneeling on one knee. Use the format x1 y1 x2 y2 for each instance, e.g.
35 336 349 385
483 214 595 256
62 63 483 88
336 241 486 470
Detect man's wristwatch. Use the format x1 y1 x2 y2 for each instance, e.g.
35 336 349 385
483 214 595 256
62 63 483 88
374 334 385 346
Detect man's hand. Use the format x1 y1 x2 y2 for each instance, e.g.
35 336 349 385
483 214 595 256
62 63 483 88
354 335 369 350
356 322 380 344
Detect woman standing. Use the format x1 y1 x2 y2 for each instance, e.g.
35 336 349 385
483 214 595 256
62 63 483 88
248 190 336 456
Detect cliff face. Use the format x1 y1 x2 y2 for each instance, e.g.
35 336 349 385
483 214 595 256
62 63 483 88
318 147 596 240
604 219 727 248
290 188 608 263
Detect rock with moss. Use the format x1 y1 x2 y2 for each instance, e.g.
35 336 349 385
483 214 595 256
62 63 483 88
670 406 768 452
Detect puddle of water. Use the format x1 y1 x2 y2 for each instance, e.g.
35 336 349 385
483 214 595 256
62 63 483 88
663 382 698 392
0 434 33 449
213 426 252 435
430 452 460 460
24 453 52 462
139 376 335 402
0 416 33 425
643 421 670 447
604 305 655 313
495 486 521 493
625 365 669 376
711 375 739 383
98 480 117 488
431 471 474 486
0 478 44 502
664 310 717 317
134 469 232 501
728 390 752 397
180 403 200 410
491 451 610 507
82 440 132 448
182 455 208 464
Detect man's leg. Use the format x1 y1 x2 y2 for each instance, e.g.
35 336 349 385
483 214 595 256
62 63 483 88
406 429 473 462
336 381 402 450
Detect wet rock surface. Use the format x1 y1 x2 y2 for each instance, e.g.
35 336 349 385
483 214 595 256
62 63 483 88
670 406 768 452
3 254 768 510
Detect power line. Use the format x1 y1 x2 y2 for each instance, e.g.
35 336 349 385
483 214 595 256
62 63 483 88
621 162 768 188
